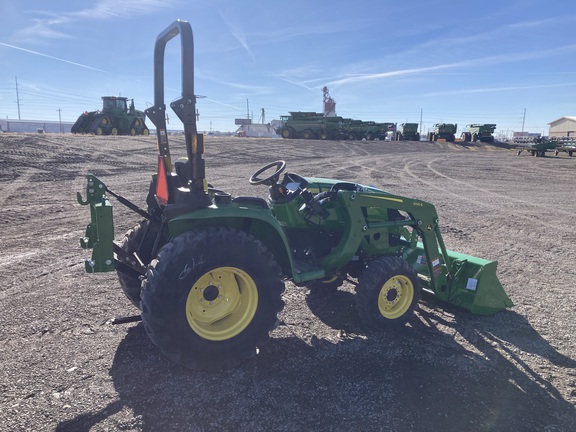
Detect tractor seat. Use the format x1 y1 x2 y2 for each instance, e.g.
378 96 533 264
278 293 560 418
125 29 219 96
174 158 192 186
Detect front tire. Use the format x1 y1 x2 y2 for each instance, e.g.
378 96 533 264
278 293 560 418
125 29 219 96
355 256 420 328
281 127 294 139
141 227 285 371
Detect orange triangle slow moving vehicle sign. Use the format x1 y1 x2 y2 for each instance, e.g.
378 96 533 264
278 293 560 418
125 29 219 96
156 155 169 206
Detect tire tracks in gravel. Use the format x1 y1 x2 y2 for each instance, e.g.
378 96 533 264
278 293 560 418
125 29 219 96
401 157 576 274
402 159 569 228
425 158 574 219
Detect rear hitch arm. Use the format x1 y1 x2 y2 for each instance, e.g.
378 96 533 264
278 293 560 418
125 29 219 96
77 175 160 273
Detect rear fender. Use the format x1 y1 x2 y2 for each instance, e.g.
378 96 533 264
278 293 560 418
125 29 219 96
168 206 294 277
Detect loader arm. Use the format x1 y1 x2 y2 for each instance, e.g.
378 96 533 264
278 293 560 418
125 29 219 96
306 186 512 315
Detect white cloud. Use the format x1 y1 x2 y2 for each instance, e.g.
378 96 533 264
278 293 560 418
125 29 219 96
10 0 181 45
0 41 107 72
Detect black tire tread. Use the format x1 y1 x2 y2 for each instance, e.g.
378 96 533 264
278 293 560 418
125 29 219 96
355 256 421 329
141 227 285 371
117 221 148 309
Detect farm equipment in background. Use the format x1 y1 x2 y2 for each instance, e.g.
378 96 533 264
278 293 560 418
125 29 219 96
395 123 420 141
363 122 396 141
277 112 341 140
427 123 457 142
553 137 576 157
516 137 557 157
461 124 497 143
77 20 513 371
277 113 396 141
71 96 149 136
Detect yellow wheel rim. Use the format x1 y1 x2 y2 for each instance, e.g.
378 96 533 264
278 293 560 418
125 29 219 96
378 275 414 319
282 129 290 138
130 128 136 136
143 129 149 136
101 117 109 126
134 119 142 127
95 127 103 135
111 128 118 135
185 267 258 341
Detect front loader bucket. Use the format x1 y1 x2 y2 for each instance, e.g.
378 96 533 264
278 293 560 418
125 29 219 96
406 246 513 316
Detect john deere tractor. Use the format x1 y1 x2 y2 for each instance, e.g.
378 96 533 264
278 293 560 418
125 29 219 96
71 96 149 136
77 20 512 371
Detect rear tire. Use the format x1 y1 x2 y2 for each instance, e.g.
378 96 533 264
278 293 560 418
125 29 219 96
301 129 314 140
141 227 285 371
356 256 420 328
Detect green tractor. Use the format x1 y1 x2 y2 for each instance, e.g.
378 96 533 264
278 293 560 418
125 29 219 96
71 96 149 136
77 20 513 371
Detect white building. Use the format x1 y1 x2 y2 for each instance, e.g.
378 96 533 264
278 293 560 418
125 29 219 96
0 119 74 133
235 123 279 138
548 116 576 138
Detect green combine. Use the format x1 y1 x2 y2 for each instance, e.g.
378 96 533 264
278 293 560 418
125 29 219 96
427 123 457 142
396 123 420 141
276 112 344 140
461 124 497 143
77 20 513 371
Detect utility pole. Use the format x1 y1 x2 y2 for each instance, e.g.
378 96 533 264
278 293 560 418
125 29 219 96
57 108 63 133
261 108 265 125
521 108 526 134
419 108 423 134
15 76 21 120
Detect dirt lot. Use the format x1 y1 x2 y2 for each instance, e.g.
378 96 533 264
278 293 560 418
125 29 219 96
0 133 575 432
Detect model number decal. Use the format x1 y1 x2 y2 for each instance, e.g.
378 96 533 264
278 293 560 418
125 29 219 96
179 256 205 280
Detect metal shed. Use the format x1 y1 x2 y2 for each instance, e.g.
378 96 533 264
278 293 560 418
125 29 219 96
548 116 576 138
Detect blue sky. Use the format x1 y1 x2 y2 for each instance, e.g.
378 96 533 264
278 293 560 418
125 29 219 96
0 0 574 136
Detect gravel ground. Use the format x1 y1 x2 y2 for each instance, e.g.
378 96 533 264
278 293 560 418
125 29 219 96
0 133 575 432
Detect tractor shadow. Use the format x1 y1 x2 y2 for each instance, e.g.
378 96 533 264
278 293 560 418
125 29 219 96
56 291 576 432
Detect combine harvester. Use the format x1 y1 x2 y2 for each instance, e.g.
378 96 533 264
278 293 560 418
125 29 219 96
277 113 396 141
461 124 497 143
77 20 513 371
427 123 457 142
395 123 420 141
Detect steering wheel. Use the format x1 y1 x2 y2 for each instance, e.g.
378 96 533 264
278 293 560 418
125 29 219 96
249 160 286 185
268 172 309 204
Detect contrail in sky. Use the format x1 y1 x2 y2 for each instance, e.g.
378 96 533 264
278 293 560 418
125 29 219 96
0 42 107 73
